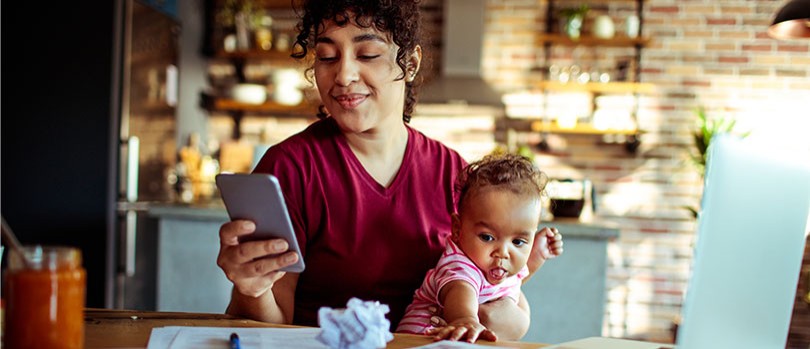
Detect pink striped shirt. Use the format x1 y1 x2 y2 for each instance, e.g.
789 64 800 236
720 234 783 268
395 241 528 334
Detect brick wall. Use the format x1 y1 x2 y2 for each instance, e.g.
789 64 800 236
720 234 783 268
477 0 810 343
207 0 809 342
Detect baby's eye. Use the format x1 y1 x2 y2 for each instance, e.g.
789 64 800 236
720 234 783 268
478 234 495 242
512 239 529 247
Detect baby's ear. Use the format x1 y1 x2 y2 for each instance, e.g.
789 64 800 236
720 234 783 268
450 213 461 242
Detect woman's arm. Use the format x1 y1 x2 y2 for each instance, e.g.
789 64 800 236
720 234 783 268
525 227 564 282
226 272 298 323
217 219 301 323
478 290 531 341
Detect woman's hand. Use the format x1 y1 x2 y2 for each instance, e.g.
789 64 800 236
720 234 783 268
426 316 497 343
478 296 530 340
217 220 301 298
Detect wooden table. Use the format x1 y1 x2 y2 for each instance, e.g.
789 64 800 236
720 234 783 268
84 309 548 348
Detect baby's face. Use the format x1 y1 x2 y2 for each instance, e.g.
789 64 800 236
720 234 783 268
453 187 542 285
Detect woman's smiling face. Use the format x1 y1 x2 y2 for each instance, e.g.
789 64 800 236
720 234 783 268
313 17 419 134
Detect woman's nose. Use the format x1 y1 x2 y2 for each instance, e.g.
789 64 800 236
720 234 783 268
335 58 359 86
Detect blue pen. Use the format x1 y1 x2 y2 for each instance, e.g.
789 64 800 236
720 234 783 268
230 332 241 349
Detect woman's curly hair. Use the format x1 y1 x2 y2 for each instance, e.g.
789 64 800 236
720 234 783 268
291 0 424 122
455 153 548 213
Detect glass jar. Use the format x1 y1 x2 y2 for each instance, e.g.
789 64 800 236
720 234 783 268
5 246 86 348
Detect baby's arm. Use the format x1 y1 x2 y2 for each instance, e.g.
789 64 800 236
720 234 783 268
525 227 564 281
427 280 498 342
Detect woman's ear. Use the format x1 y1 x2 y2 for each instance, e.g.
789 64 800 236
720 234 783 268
406 45 422 82
450 212 461 242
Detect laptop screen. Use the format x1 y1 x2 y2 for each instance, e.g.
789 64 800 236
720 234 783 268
676 135 810 348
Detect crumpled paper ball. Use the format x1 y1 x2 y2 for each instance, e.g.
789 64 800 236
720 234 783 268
316 297 394 349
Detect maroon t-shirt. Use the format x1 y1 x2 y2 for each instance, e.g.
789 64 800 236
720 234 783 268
253 117 467 328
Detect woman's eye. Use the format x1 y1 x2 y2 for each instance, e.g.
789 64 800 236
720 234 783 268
358 54 381 60
317 56 337 62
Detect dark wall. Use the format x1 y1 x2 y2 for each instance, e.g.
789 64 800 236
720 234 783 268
1 1 119 307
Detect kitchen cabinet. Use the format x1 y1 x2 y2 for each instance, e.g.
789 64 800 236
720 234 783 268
523 218 619 344
149 203 232 313
503 0 651 153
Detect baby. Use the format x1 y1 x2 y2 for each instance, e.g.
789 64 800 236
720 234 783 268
396 153 563 342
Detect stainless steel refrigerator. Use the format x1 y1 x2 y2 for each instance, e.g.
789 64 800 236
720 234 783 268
114 0 180 310
1 0 179 309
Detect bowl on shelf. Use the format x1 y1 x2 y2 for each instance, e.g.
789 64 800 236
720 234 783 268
547 178 593 219
230 83 267 104
550 198 585 218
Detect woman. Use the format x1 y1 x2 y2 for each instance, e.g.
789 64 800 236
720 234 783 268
216 0 551 340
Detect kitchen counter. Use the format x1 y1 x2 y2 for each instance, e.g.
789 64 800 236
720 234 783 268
147 201 228 220
546 217 620 240
147 202 618 343
148 201 618 240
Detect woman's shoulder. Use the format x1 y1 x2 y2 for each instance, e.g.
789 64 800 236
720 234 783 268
406 124 467 166
255 118 339 171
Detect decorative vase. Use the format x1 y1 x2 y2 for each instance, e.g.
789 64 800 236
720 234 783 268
593 15 615 39
564 14 584 39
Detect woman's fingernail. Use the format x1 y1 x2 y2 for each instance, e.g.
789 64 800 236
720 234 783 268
242 221 255 230
273 240 287 252
283 253 297 263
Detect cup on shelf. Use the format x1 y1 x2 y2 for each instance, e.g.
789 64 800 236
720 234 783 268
625 15 640 38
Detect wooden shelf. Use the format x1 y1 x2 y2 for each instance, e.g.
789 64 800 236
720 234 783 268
536 34 651 47
500 118 640 136
531 122 638 135
533 81 655 94
203 96 316 116
213 49 297 61
548 0 646 2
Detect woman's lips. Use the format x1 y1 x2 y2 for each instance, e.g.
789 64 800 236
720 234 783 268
333 94 367 109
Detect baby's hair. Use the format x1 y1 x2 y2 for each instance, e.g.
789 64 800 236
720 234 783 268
455 153 548 212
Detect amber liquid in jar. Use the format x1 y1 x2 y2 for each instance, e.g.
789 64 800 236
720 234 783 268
5 246 86 349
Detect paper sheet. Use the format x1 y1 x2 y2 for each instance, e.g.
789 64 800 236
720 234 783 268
146 326 329 349
542 337 673 349
409 341 515 349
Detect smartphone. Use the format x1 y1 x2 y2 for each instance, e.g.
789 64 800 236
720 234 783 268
215 173 305 273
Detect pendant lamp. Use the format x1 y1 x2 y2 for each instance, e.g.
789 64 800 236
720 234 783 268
768 0 810 39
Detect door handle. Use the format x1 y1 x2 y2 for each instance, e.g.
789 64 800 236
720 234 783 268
124 210 137 277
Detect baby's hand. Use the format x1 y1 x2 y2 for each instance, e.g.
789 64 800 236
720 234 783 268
528 227 564 273
426 316 497 343
534 227 564 260
545 228 564 258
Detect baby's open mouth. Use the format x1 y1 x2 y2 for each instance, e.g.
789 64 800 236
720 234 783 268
489 267 507 281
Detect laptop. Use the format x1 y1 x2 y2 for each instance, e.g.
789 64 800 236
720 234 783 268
549 135 810 349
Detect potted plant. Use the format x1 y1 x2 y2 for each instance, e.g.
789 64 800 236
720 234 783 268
685 106 749 217
558 5 589 39
216 0 267 51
